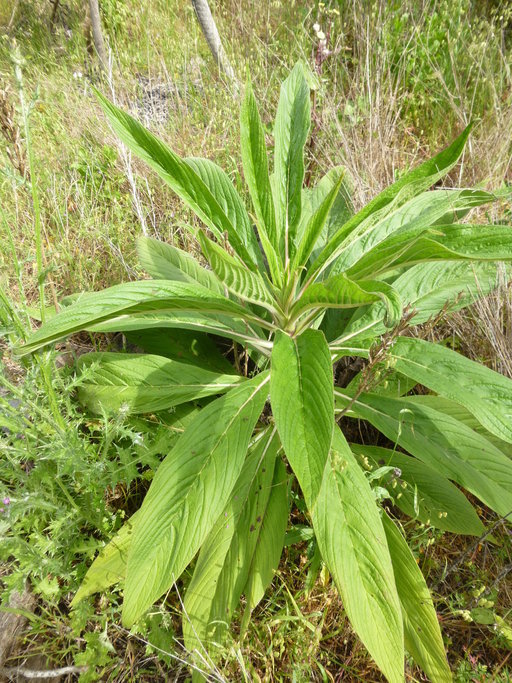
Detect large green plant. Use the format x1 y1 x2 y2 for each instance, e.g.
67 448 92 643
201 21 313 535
16 63 512 682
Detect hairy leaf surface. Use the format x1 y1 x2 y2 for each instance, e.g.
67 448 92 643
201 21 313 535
390 336 512 443
122 373 270 626
136 237 224 293
311 429 404 683
382 514 452 682
270 329 333 507
198 233 274 308
77 352 243 414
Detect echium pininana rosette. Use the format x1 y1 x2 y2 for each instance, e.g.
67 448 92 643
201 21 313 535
17 62 512 683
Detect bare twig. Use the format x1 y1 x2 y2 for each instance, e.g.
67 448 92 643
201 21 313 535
191 0 238 92
0 665 87 680
336 307 416 419
433 510 512 592
88 0 107 71
0 82 28 179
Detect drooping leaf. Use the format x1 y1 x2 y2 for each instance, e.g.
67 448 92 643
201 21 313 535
17 280 268 356
95 90 259 270
294 273 402 327
382 513 452 682
335 390 512 518
351 444 484 535
270 329 333 507
77 352 244 414
88 311 272 357
182 428 280 653
311 428 404 683
273 62 311 262
197 233 275 309
123 372 270 626
390 336 512 444
348 223 512 279
136 237 224 293
407 395 512 459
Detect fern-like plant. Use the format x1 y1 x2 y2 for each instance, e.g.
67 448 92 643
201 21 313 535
17 63 512 682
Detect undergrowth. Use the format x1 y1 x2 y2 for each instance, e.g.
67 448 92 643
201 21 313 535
1 0 512 680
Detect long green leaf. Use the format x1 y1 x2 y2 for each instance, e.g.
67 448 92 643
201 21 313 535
242 457 288 623
311 428 404 683
136 236 224 293
294 273 402 327
382 513 452 682
240 81 280 272
185 157 265 272
336 390 512 518
309 126 473 277
325 188 496 279
351 444 484 535
293 172 345 270
17 280 267 356
390 336 512 444
95 90 259 270
341 262 507 344
408 395 512 459
182 428 279 652
88 311 272 356
71 511 140 605
273 62 311 263
198 233 275 309
270 329 333 507
77 352 243 414
123 372 270 626
348 224 512 279
297 166 353 264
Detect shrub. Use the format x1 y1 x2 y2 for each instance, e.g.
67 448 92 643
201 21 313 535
16 62 512 682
